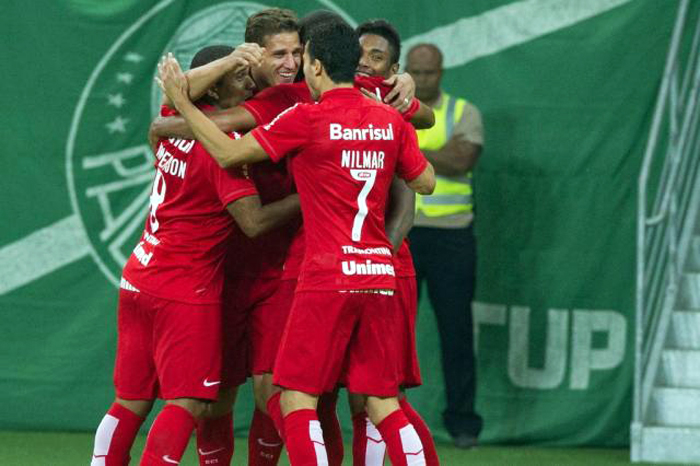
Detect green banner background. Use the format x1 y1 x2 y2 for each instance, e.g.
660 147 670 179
0 0 685 447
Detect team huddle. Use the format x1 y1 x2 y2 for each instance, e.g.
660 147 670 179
91 8 438 466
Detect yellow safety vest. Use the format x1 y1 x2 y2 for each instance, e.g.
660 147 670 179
415 92 473 225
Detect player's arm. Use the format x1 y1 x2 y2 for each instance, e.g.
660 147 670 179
407 99 434 130
149 106 257 140
157 55 268 168
160 46 262 107
226 194 300 238
406 163 435 195
385 177 415 251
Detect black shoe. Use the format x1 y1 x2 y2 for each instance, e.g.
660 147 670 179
452 433 478 449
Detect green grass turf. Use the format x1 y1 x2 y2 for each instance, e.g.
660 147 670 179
0 430 671 465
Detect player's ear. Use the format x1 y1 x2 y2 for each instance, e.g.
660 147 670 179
313 58 323 77
391 62 399 75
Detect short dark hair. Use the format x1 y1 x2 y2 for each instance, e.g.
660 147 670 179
245 8 298 46
299 10 347 44
306 21 360 83
189 44 234 70
356 19 401 65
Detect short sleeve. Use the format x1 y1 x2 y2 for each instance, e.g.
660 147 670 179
201 135 258 207
250 104 309 163
242 83 310 125
396 121 428 182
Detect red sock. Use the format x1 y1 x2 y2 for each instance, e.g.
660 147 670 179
399 399 439 465
266 392 285 441
91 402 145 465
352 412 386 466
196 411 234 465
376 409 425 466
248 408 284 465
317 392 344 466
283 409 327 466
140 404 197 465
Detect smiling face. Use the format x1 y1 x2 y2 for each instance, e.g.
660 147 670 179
356 33 398 79
251 31 302 90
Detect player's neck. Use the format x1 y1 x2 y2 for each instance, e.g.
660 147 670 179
317 75 353 97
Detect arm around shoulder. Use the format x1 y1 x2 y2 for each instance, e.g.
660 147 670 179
406 162 435 195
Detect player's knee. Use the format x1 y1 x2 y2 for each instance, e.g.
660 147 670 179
116 397 154 418
347 393 367 415
365 395 400 425
167 397 209 419
203 387 238 418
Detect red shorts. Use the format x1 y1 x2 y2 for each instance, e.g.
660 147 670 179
220 276 280 387
114 288 221 401
395 276 421 387
273 290 400 397
249 279 296 374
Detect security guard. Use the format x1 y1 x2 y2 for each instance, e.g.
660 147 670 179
406 43 484 448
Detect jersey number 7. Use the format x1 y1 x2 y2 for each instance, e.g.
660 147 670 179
350 169 377 241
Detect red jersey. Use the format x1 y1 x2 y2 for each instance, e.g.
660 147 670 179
243 78 420 125
122 106 256 304
251 87 427 291
242 82 313 125
353 75 420 121
224 159 298 278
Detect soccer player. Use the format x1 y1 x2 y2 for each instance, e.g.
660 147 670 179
350 19 441 466
157 20 436 466
90 44 300 466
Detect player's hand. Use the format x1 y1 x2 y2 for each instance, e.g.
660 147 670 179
384 73 416 113
230 43 264 71
359 87 382 103
156 53 189 108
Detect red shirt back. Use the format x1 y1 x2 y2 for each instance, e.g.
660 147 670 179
251 88 427 291
122 106 256 304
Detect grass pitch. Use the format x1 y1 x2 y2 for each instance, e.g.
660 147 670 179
0 430 661 465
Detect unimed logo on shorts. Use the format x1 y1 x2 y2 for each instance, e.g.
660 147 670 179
65 0 355 286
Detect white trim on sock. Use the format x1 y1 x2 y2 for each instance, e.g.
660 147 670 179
91 414 119 464
365 418 387 466
399 424 426 465
309 419 329 466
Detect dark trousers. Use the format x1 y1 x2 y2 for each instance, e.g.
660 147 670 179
408 224 483 437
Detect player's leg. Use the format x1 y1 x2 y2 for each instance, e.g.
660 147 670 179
273 291 359 465
141 397 209 465
348 393 386 466
280 389 326 465
140 297 223 465
92 288 155 466
250 373 284 465
398 393 439 465
92 398 153 466
317 389 344 466
365 396 425 466
248 278 295 465
195 280 251 466
346 293 425 466
195 386 238 466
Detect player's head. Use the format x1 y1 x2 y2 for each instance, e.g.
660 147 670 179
303 20 360 100
356 19 401 79
190 45 255 108
245 8 302 89
405 43 443 102
295 10 349 82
